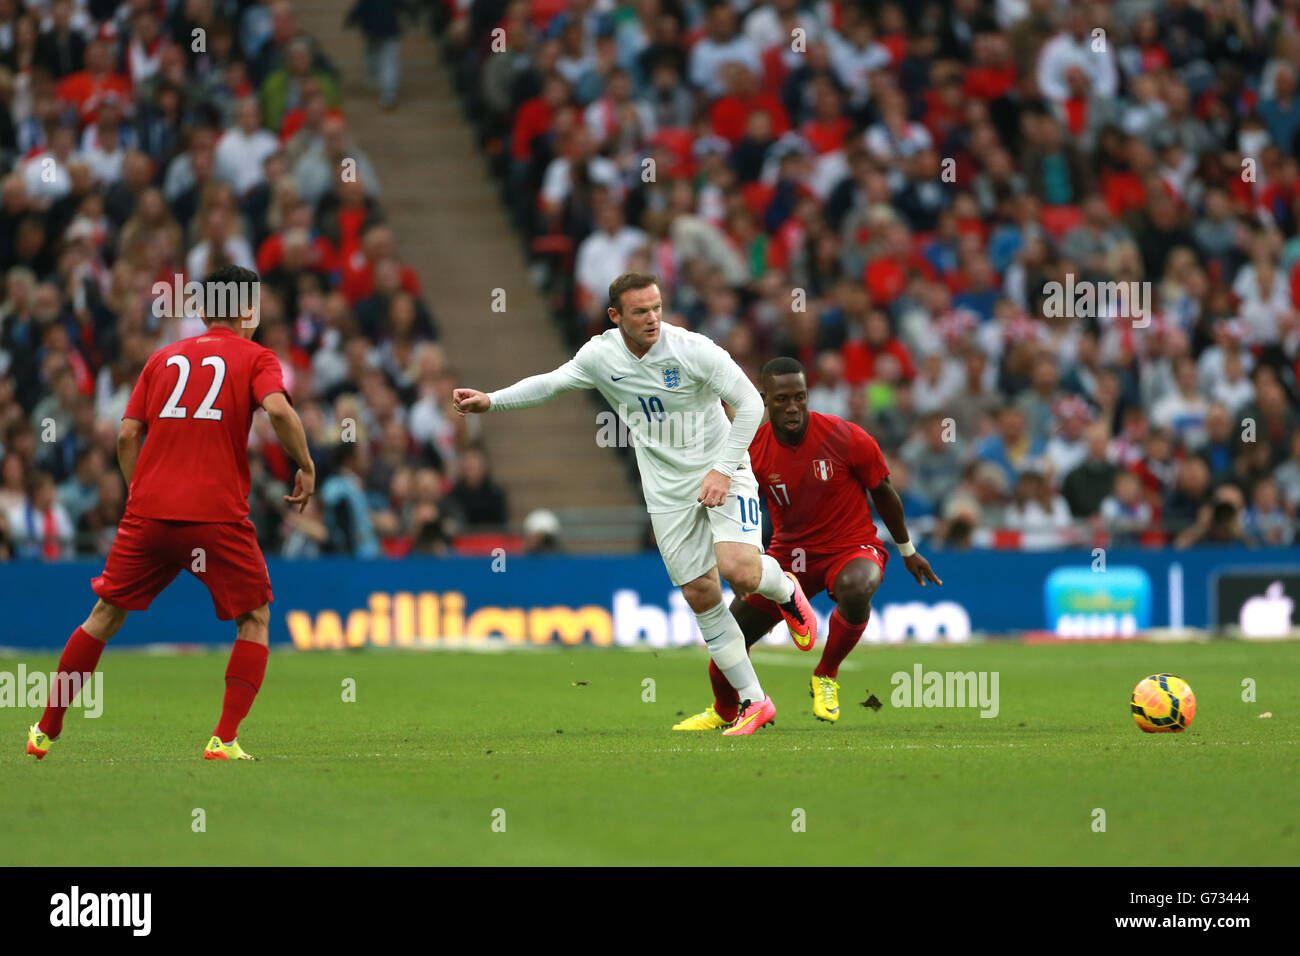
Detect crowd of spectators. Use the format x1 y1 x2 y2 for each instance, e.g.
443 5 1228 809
0 0 508 562
451 0 1300 549
7 0 1300 563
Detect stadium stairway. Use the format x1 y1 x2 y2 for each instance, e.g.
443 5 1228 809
298 3 644 551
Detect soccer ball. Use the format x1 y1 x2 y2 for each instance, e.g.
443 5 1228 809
1130 674 1196 733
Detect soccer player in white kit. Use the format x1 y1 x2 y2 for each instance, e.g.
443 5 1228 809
453 272 818 734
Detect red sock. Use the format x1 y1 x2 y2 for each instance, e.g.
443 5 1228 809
709 660 741 722
40 627 107 739
814 608 868 679
213 640 268 743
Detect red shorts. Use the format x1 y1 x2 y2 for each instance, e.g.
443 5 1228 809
92 511 273 621
744 544 888 621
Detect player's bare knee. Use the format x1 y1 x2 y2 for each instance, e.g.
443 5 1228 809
681 585 712 613
722 568 762 595
237 605 270 628
681 578 722 613
85 599 128 640
835 564 880 616
718 556 761 595
846 575 881 605
235 604 271 644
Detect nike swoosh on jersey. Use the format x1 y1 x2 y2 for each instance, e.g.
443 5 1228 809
611 374 629 381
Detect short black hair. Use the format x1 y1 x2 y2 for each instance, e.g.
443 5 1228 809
206 263 259 288
759 356 805 385
203 264 259 322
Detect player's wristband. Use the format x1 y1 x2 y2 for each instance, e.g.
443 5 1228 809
897 540 916 557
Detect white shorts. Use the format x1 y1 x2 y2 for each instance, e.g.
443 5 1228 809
651 466 762 586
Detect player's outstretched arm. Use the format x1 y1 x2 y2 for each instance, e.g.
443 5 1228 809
869 477 942 587
453 354 596 417
263 391 316 512
117 418 145 486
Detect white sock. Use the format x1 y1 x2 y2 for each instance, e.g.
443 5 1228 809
754 555 795 603
694 601 764 702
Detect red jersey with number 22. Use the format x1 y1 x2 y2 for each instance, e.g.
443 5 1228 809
123 326 288 523
749 411 889 556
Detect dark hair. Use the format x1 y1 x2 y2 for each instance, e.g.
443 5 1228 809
608 272 659 314
203 264 259 322
759 356 805 384
1210 501 1238 525
335 441 361 469
4 420 33 444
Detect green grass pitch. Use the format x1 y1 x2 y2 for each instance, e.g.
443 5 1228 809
2 640 1296 865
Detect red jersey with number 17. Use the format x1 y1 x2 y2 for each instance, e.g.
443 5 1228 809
123 326 289 523
749 411 889 555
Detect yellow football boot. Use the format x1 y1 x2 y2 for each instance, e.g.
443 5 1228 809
811 675 840 722
672 706 732 730
26 723 54 760
203 735 258 760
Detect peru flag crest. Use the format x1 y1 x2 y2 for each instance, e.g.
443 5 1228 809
812 459 834 481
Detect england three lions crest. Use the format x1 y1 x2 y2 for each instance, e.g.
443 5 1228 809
812 459 834 481
663 367 681 389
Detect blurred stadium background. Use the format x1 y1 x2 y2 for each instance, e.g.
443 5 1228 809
1 0 1298 648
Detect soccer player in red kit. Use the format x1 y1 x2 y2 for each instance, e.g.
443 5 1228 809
674 357 941 729
26 265 316 762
